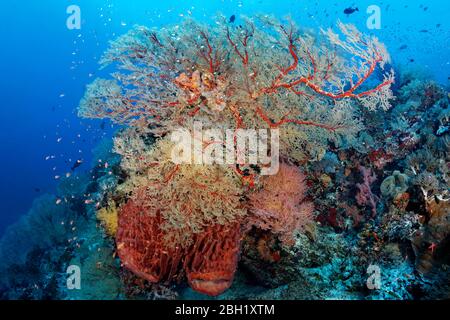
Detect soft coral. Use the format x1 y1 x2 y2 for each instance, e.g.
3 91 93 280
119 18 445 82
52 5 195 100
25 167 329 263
247 163 314 246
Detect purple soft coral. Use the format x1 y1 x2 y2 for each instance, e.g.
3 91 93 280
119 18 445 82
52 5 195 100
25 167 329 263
356 166 378 217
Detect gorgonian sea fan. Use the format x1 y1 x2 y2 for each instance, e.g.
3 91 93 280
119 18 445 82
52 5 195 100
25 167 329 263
79 16 394 140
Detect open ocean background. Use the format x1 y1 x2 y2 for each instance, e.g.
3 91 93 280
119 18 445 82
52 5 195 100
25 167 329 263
0 0 449 236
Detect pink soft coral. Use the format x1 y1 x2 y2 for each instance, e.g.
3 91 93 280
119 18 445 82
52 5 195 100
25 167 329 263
355 165 378 216
247 163 314 246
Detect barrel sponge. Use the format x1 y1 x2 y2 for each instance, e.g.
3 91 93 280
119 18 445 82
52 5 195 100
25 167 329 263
116 198 242 296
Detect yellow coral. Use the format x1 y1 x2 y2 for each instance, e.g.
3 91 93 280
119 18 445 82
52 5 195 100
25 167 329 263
96 204 119 237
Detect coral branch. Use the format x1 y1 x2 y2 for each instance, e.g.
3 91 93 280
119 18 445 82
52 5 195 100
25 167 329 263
255 105 341 131
226 24 253 66
258 21 394 111
199 31 218 74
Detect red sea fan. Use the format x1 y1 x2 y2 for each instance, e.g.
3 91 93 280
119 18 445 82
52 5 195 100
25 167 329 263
248 163 314 246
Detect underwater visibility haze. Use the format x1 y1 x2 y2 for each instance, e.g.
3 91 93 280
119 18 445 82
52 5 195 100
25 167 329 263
0 0 449 301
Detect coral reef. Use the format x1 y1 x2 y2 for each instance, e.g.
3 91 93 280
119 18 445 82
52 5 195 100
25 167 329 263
76 16 395 296
1 15 449 301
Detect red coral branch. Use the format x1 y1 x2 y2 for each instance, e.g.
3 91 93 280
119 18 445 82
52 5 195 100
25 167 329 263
199 31 221 74
260 25 393 100
226 26 253 66
255 105 341 131
164 164 180 183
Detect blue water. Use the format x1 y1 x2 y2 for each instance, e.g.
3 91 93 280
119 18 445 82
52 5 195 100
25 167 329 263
0 0 449 235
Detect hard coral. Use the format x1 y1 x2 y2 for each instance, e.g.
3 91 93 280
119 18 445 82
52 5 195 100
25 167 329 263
116 199 242 296
380 170 409 199
412 198 450 273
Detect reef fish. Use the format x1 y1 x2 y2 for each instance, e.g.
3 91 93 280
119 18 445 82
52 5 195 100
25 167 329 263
229 14 236 23
71 159 83 171
344 7 359 15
